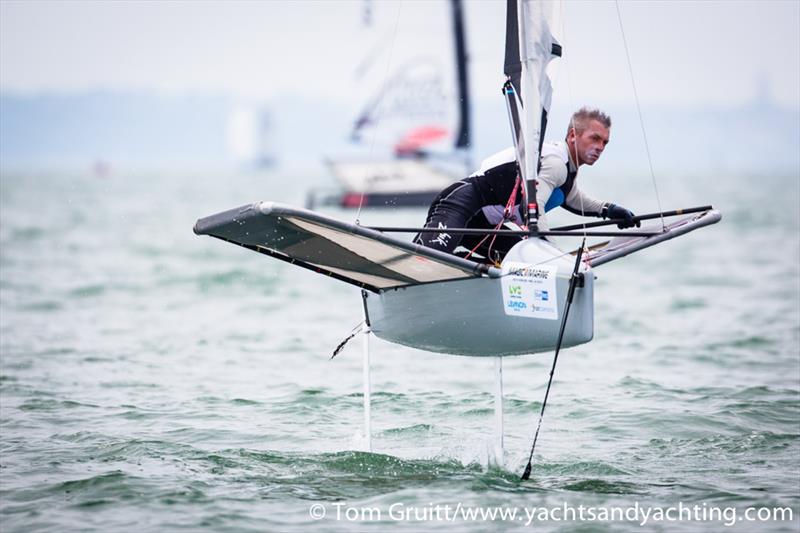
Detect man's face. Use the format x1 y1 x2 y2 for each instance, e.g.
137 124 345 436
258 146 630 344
567 119 610 166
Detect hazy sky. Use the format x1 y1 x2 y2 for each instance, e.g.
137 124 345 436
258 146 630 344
1 0 798 109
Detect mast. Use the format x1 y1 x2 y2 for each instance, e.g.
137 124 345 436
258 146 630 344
451 0 471 153
503 0 561 233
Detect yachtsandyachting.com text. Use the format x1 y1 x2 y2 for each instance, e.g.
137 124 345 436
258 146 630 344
307 501 794 527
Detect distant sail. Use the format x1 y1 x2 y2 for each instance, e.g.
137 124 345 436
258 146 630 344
349 0 470 157
317 0 473 208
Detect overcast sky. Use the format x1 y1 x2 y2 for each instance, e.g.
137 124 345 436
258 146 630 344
1 0 798 110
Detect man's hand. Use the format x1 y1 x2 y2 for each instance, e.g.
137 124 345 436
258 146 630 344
604 203 640 229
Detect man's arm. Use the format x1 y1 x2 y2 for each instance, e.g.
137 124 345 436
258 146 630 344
564 186 641 229
562 185 605 217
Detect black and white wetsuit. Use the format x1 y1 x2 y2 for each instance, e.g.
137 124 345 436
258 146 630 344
414 143 607 261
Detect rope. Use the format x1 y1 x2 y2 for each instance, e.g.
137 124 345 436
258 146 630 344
330 321 366 359
614 0 665 231
464 175 522 263
464 219 503 263
504 175 522 220
355 0 404 225
555 7 588 262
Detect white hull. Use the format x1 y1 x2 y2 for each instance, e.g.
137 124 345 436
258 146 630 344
327 159 459 195
364 239 594 356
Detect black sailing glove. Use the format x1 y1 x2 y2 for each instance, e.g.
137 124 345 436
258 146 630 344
603 203 640 229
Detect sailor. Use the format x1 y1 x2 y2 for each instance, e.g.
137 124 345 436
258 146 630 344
414 107 639 263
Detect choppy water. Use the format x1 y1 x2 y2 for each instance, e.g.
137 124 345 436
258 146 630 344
1 167 798 532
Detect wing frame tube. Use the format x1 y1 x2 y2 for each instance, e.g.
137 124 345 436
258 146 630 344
194 202 503 292
587 209 722 268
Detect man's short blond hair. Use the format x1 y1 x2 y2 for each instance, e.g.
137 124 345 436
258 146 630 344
566 107 611 138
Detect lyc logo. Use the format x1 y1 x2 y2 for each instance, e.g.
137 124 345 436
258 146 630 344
508 285 522 297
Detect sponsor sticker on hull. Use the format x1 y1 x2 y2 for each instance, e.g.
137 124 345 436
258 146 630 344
500 262 559 320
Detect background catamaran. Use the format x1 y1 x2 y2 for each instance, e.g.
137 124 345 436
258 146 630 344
195 0 720 471
308 0 472 209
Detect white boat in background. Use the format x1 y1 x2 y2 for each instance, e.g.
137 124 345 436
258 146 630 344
325 158 464 208
308 0 472 209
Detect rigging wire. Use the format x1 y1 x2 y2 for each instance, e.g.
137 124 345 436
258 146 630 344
614 0 666 231
547 0 589 267
354 0 404 225
558 4 589 245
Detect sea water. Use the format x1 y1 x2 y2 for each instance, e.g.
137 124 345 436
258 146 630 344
1 167 798 532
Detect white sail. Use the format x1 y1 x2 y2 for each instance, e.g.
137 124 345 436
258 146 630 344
349 0 469 157
504 0 562 226
351 57 455 154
